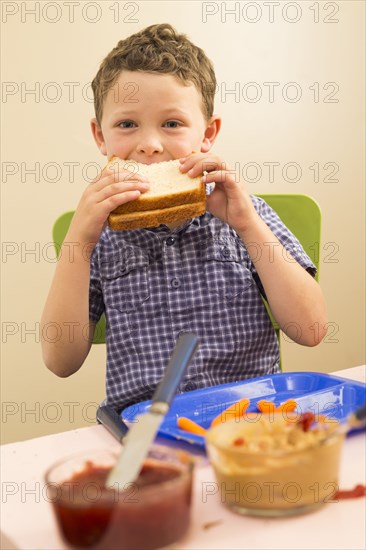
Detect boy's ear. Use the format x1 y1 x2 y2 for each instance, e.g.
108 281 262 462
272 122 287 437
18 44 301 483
90 118 107 156
201 115 221 153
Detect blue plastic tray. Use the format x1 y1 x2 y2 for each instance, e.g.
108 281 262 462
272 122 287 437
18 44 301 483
121 372 366 448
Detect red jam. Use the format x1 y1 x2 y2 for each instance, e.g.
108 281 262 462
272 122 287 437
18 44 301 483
50 460 192 550
297 412 316 432
335 484 366 500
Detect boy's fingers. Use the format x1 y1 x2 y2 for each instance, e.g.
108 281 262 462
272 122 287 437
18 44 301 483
202 170 232 185
180 157 227 177
178 153 206 172
96 180 149 203
103 190 143 212
92 167 115 182
97 181 149 202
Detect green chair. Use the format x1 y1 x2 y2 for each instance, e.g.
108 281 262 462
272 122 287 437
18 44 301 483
52 211 106 344
257 194 321 282
256 194 322 360
53 195 321 350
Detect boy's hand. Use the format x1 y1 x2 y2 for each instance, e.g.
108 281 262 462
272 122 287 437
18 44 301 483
179 153 257 234
67 166 149 248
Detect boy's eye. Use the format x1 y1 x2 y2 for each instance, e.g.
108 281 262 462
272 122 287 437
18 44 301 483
164 120 181 128
118 120 136 129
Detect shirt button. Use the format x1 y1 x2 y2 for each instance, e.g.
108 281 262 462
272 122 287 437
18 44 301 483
166 236 176 246
171 277 181 288
221 246 231 258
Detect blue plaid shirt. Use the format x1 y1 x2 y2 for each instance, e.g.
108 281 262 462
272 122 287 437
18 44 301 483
89 196 316 412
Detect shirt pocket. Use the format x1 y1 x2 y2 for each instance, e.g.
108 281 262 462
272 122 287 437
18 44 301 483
100 250 150 312
201 239 253 301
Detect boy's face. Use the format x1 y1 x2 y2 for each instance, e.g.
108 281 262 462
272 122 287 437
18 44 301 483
91 70 220 163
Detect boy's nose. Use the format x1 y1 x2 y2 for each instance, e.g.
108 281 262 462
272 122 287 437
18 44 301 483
136 133 163 156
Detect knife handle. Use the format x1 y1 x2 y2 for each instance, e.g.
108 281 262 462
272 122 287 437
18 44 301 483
354 403 366 423
96 405 128 442
152 333 199 407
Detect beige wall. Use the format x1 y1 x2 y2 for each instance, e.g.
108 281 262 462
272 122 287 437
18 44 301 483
1 1 365 444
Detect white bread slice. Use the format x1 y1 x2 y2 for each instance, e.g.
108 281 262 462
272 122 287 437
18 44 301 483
107 157 206 230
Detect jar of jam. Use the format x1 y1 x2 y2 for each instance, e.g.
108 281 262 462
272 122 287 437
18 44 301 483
45 446 194 549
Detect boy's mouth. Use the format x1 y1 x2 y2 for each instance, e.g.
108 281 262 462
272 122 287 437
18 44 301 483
124 158 177 166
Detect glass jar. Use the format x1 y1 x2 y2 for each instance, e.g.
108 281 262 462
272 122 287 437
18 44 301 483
206 413 344 517
45 445 194 549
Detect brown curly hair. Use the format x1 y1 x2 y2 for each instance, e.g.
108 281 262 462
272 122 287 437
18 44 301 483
91 23 216 125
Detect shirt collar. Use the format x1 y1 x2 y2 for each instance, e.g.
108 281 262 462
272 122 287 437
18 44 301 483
147 214 206 236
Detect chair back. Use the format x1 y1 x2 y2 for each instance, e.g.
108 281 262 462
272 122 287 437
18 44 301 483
52 211 106 344
257 194 321 280
256 194 322 366
53 195 321 352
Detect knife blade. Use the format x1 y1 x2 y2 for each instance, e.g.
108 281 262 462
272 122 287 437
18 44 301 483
106 332 199 488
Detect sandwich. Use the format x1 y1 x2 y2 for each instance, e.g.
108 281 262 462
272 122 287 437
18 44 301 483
107 157 206 231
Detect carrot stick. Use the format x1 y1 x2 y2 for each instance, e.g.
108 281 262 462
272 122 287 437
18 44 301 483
257 400 276 413
276 399 297 412
177 417 207 436
210 398 250 427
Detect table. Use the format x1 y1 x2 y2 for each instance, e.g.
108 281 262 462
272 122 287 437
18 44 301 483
1 366 365 550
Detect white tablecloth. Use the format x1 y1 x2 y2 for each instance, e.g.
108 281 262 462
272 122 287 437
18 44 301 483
1 366 365 550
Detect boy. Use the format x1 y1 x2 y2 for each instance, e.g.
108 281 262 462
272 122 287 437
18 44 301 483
41 24 327 412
